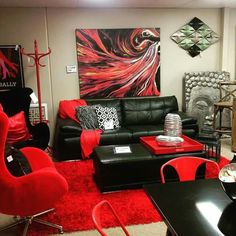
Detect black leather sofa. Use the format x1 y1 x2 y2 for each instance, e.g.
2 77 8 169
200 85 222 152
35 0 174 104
53 96 199 161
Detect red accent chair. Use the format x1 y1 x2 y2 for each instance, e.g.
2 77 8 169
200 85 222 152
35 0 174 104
160 156 220 183
161 156 220 236
92 200 130 236
0 111 68 235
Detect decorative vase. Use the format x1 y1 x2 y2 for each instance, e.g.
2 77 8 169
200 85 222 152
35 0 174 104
219 163 236 201
164 113 182 137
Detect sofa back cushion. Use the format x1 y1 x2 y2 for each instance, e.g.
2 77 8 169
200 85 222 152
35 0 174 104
121 96 179 125
86 98 122 125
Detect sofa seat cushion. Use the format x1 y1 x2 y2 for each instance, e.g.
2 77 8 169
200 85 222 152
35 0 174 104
125 125 164 141
100 127 132 145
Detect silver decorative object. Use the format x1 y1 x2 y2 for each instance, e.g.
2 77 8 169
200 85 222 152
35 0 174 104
156 135 184 146
183 71 230 131
164 113 182 137
171 17 220 57
219 163 236 201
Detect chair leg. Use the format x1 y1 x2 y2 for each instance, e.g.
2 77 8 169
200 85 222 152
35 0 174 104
213 106 218 130
22 220 30 236
219 109 222 130
0 209 63 235
33 208 54 217
34 218 63 234
0 218 26 232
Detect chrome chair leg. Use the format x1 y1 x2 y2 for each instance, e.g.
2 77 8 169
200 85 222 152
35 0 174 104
33 208 54 218
22 220 30 236
34 218 63 234
0 209 63 235
0 218 26 232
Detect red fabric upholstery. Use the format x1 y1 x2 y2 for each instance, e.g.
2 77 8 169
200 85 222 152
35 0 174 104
58 99 87 123
6 111 32 144
160 156 220 183
58 99 102 159
81 129 102 159
0 111 68 217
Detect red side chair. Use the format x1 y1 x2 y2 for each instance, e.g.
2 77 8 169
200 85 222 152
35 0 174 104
0 111 68 235
92 200 131 236
160 156 220 183
161 156 220 236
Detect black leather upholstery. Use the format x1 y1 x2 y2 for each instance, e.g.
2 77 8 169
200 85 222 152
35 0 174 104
100 127 132 145
53 95 199 161
92 143 206 192
122 96 178 125
0 87 50 150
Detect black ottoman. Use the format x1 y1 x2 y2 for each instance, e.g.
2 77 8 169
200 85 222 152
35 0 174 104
92 143 206 192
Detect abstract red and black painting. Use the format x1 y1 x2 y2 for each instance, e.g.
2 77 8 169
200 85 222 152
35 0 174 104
75 28 160 98
0 45 24 91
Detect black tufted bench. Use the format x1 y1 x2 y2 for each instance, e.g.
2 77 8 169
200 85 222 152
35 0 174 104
92 143 206 192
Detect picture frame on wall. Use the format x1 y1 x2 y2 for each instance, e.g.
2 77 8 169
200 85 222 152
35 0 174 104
75 28 161 98
0 45 25 91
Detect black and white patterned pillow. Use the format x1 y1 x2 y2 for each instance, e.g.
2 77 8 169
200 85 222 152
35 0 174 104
76 105 101 130
95 106 120 130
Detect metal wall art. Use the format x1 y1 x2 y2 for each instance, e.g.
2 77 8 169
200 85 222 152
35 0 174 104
75 28 160 98
183 71 230 131
171 17 219 57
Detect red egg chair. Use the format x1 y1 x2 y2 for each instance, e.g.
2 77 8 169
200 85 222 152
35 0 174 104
0 111 68 235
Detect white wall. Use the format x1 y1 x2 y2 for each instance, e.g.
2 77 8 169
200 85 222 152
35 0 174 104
227 8 236 77
1 7 234 140
0 8 53 132
47 8 222 113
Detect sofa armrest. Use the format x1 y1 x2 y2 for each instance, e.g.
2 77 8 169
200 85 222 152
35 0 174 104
175 111 197 125
57 117 83 134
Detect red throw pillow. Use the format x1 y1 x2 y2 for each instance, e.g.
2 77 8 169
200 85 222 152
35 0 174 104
58 99 87 123
0 103 3 112
6 111 32 144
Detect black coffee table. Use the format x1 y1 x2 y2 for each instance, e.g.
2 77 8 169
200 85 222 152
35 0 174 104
92 143 206 192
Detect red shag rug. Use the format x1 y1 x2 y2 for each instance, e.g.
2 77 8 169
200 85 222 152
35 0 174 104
29 156 230 235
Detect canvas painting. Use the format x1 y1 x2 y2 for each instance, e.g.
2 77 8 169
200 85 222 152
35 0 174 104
75 28 160 98
0 45 24 91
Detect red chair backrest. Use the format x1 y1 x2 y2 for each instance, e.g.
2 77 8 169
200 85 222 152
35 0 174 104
92 200 130 236
160 156 220 183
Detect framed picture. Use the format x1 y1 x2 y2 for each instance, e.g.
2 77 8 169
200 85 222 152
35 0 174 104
0 45 24 91
29 103 48 125
75 28 160 98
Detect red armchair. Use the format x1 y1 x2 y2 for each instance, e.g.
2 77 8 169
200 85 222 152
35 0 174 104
0 111 68 235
